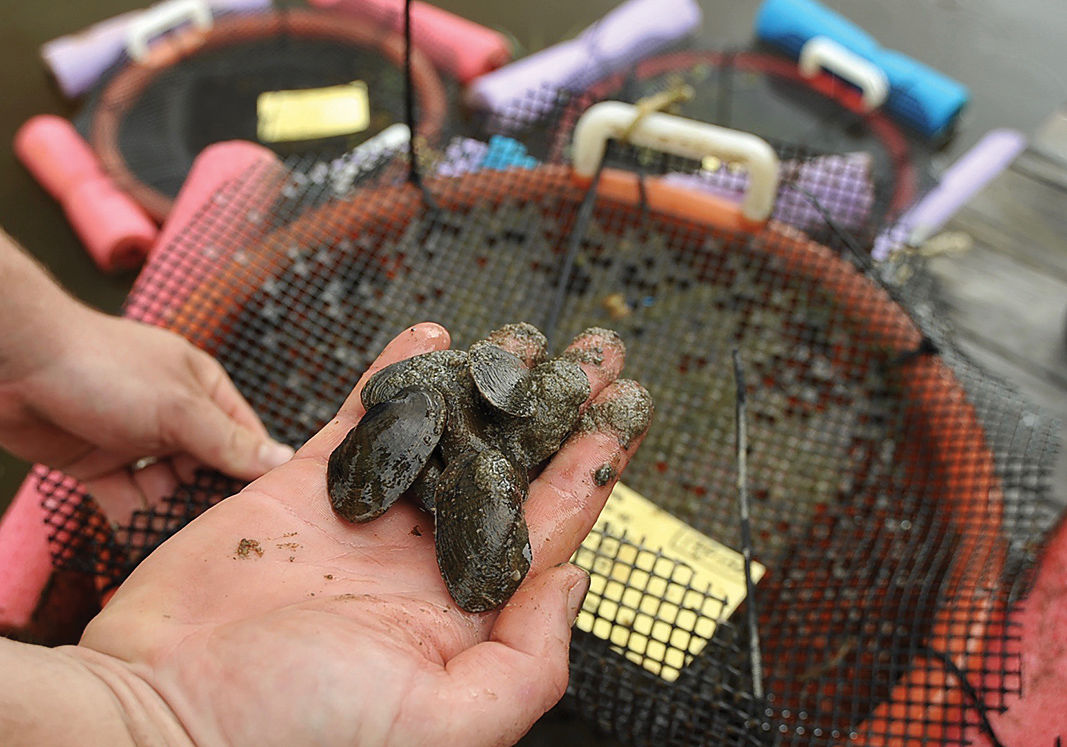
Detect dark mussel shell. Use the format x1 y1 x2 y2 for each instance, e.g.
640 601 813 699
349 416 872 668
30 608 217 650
361 350 468 411
435 449 532 613
408 451 444 514
468 344 535 418
328 387 446 523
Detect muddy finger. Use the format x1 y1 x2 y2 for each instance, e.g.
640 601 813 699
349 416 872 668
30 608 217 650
559 327 626 406
475 322 549 368
523 379 653 572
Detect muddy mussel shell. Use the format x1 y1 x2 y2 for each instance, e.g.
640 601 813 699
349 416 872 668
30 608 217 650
496 358 590 468
468 344 535 418
328 387 446 523
435 449 532 613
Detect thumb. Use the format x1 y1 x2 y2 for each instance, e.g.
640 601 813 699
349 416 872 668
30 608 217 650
163 395 294 480
433 564 590 746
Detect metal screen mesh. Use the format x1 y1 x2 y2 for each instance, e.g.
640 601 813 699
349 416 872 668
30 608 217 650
36 63 1060 747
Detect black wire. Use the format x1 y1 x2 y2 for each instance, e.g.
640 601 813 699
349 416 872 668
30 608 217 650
793 184 939 362
919 644 1007 747
716 49 736 127
403 0 420 189
732 350 765 702
401 0 438 213
543 159 606 350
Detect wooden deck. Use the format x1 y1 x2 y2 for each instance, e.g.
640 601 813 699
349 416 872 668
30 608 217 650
926 106 1067 505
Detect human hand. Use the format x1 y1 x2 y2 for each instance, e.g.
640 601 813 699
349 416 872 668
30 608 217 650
0 306 293 524
63 322 651 746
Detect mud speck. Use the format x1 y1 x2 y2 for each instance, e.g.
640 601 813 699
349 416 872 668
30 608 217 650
601 293 632 320
593 463 616 486
276 541 301 550
411 525 423 537
563 345 605 366
324 574 334 580
235 538 263 559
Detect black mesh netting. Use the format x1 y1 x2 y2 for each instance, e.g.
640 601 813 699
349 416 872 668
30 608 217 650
38 79 1060 746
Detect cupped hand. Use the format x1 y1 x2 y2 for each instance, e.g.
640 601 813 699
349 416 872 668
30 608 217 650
71 322 651 746
0 307 293 523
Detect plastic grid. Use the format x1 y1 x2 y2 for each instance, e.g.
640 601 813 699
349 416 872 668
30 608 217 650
38 128 1061 744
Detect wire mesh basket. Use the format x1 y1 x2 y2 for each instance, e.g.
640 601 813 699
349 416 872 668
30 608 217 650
478 48 937 260
75 5 450 220
35 91 1061 744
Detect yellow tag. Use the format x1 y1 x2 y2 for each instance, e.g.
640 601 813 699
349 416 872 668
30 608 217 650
571 482 765 682
257 81 370 143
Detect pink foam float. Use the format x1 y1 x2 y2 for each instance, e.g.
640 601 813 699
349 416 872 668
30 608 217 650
0 471 54 632
14 115 157 272
127 140 287 332
309 0 511 84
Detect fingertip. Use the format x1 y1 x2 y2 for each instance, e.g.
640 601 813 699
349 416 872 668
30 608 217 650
560 327 626 398
478 322 548 367
367 322 451 376
576 378 653 449
257 440 295 471
407 321 451 348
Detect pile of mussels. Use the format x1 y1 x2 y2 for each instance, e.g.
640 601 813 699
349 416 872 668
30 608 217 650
327 323 597 612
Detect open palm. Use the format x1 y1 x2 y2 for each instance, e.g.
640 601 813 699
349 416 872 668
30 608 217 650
76 323 649 746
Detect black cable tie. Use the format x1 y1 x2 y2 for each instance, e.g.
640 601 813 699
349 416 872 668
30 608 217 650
891 334 940 366
920 644 1006 747
543 159 606 348
402 0 422 192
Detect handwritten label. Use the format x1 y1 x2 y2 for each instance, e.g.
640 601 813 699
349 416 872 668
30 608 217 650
257 81 370 143
571 482 765 682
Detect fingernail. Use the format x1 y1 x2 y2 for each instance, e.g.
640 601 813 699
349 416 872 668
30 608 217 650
259 441 295 469
566 568 591 626
418 322 450 346
577 379 654 448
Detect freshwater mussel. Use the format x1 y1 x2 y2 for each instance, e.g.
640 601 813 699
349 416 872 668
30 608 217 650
327 323 595 612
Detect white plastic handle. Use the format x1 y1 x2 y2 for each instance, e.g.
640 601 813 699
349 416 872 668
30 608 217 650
572 101 780 223
798 37 889 112
126 0 213 61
